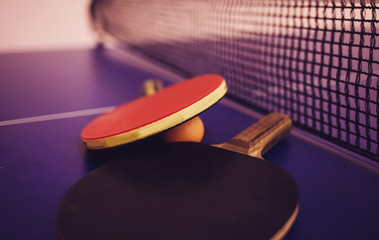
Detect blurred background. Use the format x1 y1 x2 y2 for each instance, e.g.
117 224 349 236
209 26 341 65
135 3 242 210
0 0 95 53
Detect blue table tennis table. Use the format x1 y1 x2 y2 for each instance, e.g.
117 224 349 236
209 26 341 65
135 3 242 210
1 47 378 240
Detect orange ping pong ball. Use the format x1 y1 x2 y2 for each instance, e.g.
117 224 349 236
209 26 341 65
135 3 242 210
163 116 204 143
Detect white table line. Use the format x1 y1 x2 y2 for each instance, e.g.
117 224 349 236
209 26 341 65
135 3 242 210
0 106 115 127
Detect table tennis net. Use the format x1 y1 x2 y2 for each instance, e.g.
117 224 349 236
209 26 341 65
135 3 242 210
90 0 379 162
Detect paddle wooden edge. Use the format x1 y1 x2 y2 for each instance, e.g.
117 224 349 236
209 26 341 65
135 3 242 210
83 79 227 149
271 205 299 240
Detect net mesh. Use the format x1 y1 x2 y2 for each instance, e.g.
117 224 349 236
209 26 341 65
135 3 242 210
90 0 379 162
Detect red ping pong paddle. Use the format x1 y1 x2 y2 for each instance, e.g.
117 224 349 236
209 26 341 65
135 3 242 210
58 113 299 240
81 74 227 149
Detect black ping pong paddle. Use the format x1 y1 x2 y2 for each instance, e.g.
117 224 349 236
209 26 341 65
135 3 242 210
58 113 298 240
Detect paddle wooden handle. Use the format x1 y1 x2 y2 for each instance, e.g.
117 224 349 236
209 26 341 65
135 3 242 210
140 79 163 96
218 113 292 159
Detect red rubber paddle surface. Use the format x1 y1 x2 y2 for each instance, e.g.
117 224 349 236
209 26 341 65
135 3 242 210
81 74 225 141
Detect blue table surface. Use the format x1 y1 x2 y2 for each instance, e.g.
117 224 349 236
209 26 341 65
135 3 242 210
0 48 378 240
